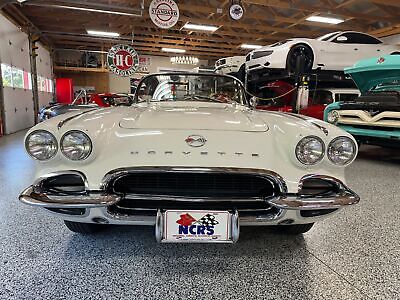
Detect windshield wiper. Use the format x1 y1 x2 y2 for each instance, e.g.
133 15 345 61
183 95 233 103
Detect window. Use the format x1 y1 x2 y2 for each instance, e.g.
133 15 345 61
333 32 382 44
335 93 359 102
1 64 12 87
317 32 340 41
12 67 24 89
311 90 334 105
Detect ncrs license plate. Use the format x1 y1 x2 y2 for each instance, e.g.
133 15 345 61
155 210 239 243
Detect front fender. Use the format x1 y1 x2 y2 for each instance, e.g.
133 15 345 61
324 102 341 122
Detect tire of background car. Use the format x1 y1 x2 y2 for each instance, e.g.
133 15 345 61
286 44 314 74
391 52 400 55
64 220 105 234
237 64 246 83
277 223 314 234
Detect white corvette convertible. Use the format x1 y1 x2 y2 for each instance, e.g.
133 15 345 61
20 73 359 243
246 31 399 76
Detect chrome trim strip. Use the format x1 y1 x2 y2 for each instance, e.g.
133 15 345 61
268 174 360 210
19 186 120 208
100 166 288 195
57 108 98 129
19 171 120 208
19 169 359 212
155 210 163 243
231 210 240 243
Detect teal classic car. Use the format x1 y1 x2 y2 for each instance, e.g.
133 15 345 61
324 54 400 147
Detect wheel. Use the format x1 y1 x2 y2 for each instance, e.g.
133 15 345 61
277 223 314 235
286 44 314 74
64 220 104 234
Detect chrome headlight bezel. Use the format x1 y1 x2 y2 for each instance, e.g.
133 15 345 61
327 136 357 166
25 130 58 161
60 130 92 161
295 136 325 165
327 110 339 124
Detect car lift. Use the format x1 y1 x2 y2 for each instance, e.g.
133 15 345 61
245 52 356 113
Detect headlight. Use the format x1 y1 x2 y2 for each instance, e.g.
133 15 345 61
295 136 325 165
327 110 339 124
25 130 58 160
61 131 92 161
328 136 357 165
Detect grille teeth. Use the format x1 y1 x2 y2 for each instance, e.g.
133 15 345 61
111 172 276 199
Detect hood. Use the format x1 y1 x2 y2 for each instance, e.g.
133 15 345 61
344 55 400 94
119 102 268 132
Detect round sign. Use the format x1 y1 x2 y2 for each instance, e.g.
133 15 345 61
229 4 244 20
107 44 139 77
149 0 180 29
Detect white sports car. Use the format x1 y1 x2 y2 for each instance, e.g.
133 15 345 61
215 56 245 77
246 31 399 77
19 73 359 243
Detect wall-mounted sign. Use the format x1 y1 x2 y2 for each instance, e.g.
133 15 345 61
107 44 139 77
229 2 244 20
149 0 179 29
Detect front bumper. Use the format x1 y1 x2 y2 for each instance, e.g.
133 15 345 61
19 168 359 225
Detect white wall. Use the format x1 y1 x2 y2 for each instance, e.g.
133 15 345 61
36 43 54 108
108 55 208 93
0 14 33 134
0 13 53 134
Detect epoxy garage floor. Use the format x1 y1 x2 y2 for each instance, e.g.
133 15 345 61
0 131 399 300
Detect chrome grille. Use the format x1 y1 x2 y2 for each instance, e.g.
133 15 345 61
111 172 277 198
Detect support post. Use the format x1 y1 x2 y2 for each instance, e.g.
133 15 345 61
29 33 40 124
0 63 6 135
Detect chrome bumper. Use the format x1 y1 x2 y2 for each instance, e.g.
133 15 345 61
19 169 359 210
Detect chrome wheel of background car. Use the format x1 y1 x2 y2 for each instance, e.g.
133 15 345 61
286 44 314 74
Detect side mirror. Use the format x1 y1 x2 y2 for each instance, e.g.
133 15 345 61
250 96 258 108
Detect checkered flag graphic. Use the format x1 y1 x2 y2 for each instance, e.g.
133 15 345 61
195 214 219 226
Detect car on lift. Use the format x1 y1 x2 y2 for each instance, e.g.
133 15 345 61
38 91 134 122
325 54 400 147
215 56 246 82
255 80 360 120
246 31 399 81
20 73 359 243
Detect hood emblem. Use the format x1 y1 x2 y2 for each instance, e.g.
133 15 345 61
377 57 385 64
185 135 207 147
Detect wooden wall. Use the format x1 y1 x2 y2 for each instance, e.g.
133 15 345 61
55 71 109 93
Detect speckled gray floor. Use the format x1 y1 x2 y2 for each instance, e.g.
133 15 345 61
0 131 399 300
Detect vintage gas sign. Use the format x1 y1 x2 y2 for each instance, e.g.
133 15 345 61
107 44 139 77
149 0 180 29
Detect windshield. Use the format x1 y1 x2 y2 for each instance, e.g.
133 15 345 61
370 79 400 92
136 73 247 105
317 32 340 41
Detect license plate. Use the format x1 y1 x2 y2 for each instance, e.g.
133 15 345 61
158 210 237 243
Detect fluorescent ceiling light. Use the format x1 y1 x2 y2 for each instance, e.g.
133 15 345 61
161 48 186 53
241 44 263 49
306 16 344 24
182 23 219 32
52 5 138 16
87 30 120 37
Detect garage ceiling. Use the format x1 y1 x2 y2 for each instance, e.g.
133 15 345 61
2 0 400 60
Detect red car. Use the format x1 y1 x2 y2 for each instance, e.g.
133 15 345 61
255 81 359 120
